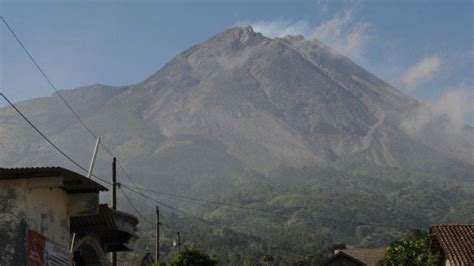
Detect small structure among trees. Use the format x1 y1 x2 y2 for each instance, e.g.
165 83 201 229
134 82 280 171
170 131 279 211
323 247 385 266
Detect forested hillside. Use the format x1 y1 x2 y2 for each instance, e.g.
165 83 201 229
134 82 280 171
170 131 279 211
120 163 474 265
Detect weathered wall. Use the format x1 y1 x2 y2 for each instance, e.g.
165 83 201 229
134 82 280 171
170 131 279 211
0 177 71 265
0 181 27 266
25 178 70 246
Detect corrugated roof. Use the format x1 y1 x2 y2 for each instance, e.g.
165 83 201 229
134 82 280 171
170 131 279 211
0 167 107 193
71 204 139 252
430 224 474 265
71 204 116 233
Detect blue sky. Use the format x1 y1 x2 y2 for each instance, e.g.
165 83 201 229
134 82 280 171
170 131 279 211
1 0 473 124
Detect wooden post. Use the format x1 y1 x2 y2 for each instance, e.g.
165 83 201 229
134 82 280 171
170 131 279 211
112 157 117 210
156 206 160 263
177 232 181 253
112 157 117 266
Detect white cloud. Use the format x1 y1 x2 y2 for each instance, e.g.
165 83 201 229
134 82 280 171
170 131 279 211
398 55 441 91
402 84 474 133
236 7 371 60
309 9 370 59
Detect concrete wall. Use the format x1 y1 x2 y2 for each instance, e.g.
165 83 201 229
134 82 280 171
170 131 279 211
0 177 71 265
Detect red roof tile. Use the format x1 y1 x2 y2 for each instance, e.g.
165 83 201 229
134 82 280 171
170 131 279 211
430 224 474 265
341 248 385 266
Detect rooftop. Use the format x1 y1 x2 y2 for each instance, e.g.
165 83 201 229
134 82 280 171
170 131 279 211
0 167 108 193
430 224 474 265
341 248 386 266
71 204 139 252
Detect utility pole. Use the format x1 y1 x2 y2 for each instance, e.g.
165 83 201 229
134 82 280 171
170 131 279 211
112 157 117 266
112 157 117 209
176 232 181 253
156 206 160 263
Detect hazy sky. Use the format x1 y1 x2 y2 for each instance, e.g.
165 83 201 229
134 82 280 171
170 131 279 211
1 0 473 124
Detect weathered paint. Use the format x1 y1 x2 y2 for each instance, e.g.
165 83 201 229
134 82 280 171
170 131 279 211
1 176 80 265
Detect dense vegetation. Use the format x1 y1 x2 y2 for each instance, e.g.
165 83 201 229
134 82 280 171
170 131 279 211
381 230 438 266
118 163 473 265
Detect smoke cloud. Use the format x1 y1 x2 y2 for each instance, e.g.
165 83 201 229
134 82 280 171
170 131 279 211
402 85 474 134
398 55 442 91
238 7 371 60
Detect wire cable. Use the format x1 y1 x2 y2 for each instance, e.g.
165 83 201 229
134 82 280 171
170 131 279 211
0 91 411 232
1 16 99 141
0 92 112 186
1 16 140 188
121 184 314 256
120 186 156 226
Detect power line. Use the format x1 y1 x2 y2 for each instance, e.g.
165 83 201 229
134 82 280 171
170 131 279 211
120 187 186 236
0 89 407 257
1 16 140 188
121 183 399 229
122 185 205 220
0 90 415 232
0 92 112 187
1 17 426 257
124 185 280 216
0 16 99 139
120 186 156 226
120 184 314 256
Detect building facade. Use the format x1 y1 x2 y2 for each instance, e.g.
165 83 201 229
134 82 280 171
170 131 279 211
0 167 139 266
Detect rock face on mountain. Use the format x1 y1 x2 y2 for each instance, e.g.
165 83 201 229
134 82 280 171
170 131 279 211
0 27 472 190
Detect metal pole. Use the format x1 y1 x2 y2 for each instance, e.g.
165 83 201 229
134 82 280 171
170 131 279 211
87 137 101 178
70 233 76 253
156 206 160 262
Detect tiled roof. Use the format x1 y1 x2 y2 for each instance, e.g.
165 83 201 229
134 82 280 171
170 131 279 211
430 224 474 265
0 167 107 192
340 248 386 266
323 252 365 266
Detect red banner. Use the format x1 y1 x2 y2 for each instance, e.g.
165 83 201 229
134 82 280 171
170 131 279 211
26 229 71 266
27 229 46 266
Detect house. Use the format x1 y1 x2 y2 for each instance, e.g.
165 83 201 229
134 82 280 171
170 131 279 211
430 224 474 266
0 167 139 265
117 250 155 266
323 248 385 266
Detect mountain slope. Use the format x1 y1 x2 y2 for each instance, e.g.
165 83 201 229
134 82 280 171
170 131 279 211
0 26 472 191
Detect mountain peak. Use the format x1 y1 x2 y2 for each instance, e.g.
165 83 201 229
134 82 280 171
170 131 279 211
213 26 267 46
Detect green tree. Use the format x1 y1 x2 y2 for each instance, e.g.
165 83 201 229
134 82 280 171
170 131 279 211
169 246 218 266
381 230 438 266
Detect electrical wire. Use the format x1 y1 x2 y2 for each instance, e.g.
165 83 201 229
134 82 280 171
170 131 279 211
120 184 314 256
0 92 112 187
0 90 401 257
0 91 411 235
124 185 278 215
120 186 156 226
1 16 140 188
121 182 397 228
1 16 427 258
